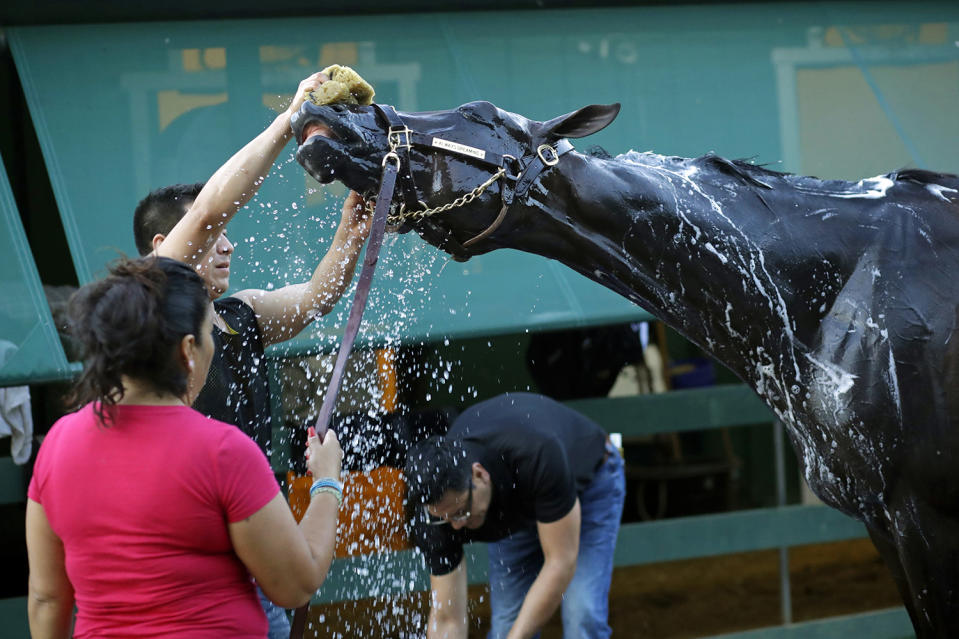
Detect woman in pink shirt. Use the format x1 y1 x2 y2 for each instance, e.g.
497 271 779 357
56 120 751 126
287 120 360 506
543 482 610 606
26 257 343 638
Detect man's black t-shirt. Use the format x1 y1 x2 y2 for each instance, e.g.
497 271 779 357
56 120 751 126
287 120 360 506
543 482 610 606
192 297 273 455
411 392 607 576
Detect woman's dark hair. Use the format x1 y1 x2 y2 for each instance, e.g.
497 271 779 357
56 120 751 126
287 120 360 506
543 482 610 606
403 435 471 523
65 256 209 424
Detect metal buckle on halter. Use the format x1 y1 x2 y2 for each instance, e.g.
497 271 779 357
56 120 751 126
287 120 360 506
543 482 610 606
382 151 401 169
502 154 521 181
536 144 559 166
388 126 412 151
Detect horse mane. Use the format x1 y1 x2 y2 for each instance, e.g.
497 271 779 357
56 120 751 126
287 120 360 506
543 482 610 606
890 168 959 186
608 147 959 196
702 155 959 191
585 145 613 160
700 153 781 190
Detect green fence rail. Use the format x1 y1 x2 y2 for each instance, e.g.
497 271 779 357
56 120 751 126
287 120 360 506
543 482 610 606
710 608 914 639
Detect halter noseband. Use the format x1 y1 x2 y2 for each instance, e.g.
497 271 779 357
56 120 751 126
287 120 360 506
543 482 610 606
371 104 573 254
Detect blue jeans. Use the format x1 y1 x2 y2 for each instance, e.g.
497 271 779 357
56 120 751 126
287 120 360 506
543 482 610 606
486 441 625 639
257 584 291 639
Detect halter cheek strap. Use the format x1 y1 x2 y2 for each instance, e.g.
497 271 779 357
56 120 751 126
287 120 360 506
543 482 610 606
463 139 574 248
505 139 574 205
372 104 421 212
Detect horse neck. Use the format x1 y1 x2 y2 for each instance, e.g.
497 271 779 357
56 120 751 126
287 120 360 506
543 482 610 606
510 150 872 386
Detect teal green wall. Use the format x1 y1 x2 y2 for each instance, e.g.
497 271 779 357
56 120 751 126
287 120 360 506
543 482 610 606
3 1 954 499
8 2 958 358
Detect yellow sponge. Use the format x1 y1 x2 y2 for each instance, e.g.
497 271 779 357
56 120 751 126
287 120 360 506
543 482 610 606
307 65 375 106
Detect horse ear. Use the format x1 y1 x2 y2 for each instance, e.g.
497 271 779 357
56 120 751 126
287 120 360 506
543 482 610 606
541 103 620 139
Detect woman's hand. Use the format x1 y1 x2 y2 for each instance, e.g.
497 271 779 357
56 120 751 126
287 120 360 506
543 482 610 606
305 426 342 479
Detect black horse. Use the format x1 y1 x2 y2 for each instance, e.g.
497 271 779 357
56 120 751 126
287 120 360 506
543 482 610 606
292 99 959 637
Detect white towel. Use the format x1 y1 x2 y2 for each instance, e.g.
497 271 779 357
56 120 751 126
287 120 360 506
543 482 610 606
0 385 33 464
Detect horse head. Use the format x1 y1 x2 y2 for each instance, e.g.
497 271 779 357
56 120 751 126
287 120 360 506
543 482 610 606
292 99 619 260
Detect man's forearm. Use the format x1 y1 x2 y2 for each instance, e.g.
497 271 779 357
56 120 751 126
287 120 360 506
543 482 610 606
306 229 365 314
427 565 469 639
158 111 294 266
202 112 293 210
234 223 367 346
506 559 574 639
427 608 468 639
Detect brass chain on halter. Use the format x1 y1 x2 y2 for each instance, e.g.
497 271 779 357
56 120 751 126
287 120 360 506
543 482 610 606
383 168 507 225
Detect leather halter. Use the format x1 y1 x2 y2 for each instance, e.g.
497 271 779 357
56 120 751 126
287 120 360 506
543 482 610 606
372 104 574 253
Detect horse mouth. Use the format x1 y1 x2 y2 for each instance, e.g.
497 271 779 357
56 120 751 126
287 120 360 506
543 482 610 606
294 109 347 185
291 103 393 202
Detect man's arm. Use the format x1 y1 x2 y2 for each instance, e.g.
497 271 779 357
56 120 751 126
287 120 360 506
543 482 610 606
506 500 581 639
427 560 469 639
26 499 74 639
232 190 372 346
155 71 327 267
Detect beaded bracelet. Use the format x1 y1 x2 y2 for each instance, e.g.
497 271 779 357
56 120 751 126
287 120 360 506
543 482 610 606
310 478 343 507
311 485 343 508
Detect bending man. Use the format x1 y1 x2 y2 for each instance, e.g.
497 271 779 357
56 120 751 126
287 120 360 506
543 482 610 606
404 392 625 639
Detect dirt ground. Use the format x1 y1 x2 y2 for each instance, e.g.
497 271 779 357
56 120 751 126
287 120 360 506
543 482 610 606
307 538 904 638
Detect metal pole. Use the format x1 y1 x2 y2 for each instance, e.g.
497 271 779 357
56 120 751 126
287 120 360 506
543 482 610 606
773 419 793 624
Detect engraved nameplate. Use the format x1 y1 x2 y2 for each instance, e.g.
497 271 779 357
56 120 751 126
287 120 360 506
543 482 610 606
431 137 486 160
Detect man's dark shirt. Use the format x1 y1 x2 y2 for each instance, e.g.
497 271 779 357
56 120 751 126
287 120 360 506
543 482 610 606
411 392 607 576
193 297 273 455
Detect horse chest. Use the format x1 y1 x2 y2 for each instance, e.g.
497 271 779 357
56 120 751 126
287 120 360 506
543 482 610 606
774 339 905 519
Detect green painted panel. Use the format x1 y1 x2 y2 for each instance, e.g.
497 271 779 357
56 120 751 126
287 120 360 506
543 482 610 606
314 504 862 603
0 150 75 386
567 384 774 436
706 607 913 639
314 542 488 604
0 597 29 639
9 3 957 350
0 458 27 505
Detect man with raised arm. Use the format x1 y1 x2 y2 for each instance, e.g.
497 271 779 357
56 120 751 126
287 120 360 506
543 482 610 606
132 71 370 637
404 392 626 639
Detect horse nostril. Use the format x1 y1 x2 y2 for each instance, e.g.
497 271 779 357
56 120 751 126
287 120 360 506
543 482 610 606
302 122 335 142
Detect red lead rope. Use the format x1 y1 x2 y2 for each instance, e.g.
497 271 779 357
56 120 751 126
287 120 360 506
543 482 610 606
289 152 399 638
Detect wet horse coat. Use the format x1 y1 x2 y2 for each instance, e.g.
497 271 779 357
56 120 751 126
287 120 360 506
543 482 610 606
293 99 959 637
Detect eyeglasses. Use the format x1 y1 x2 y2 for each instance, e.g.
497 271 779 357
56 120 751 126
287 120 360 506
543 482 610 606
425 480 473 526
